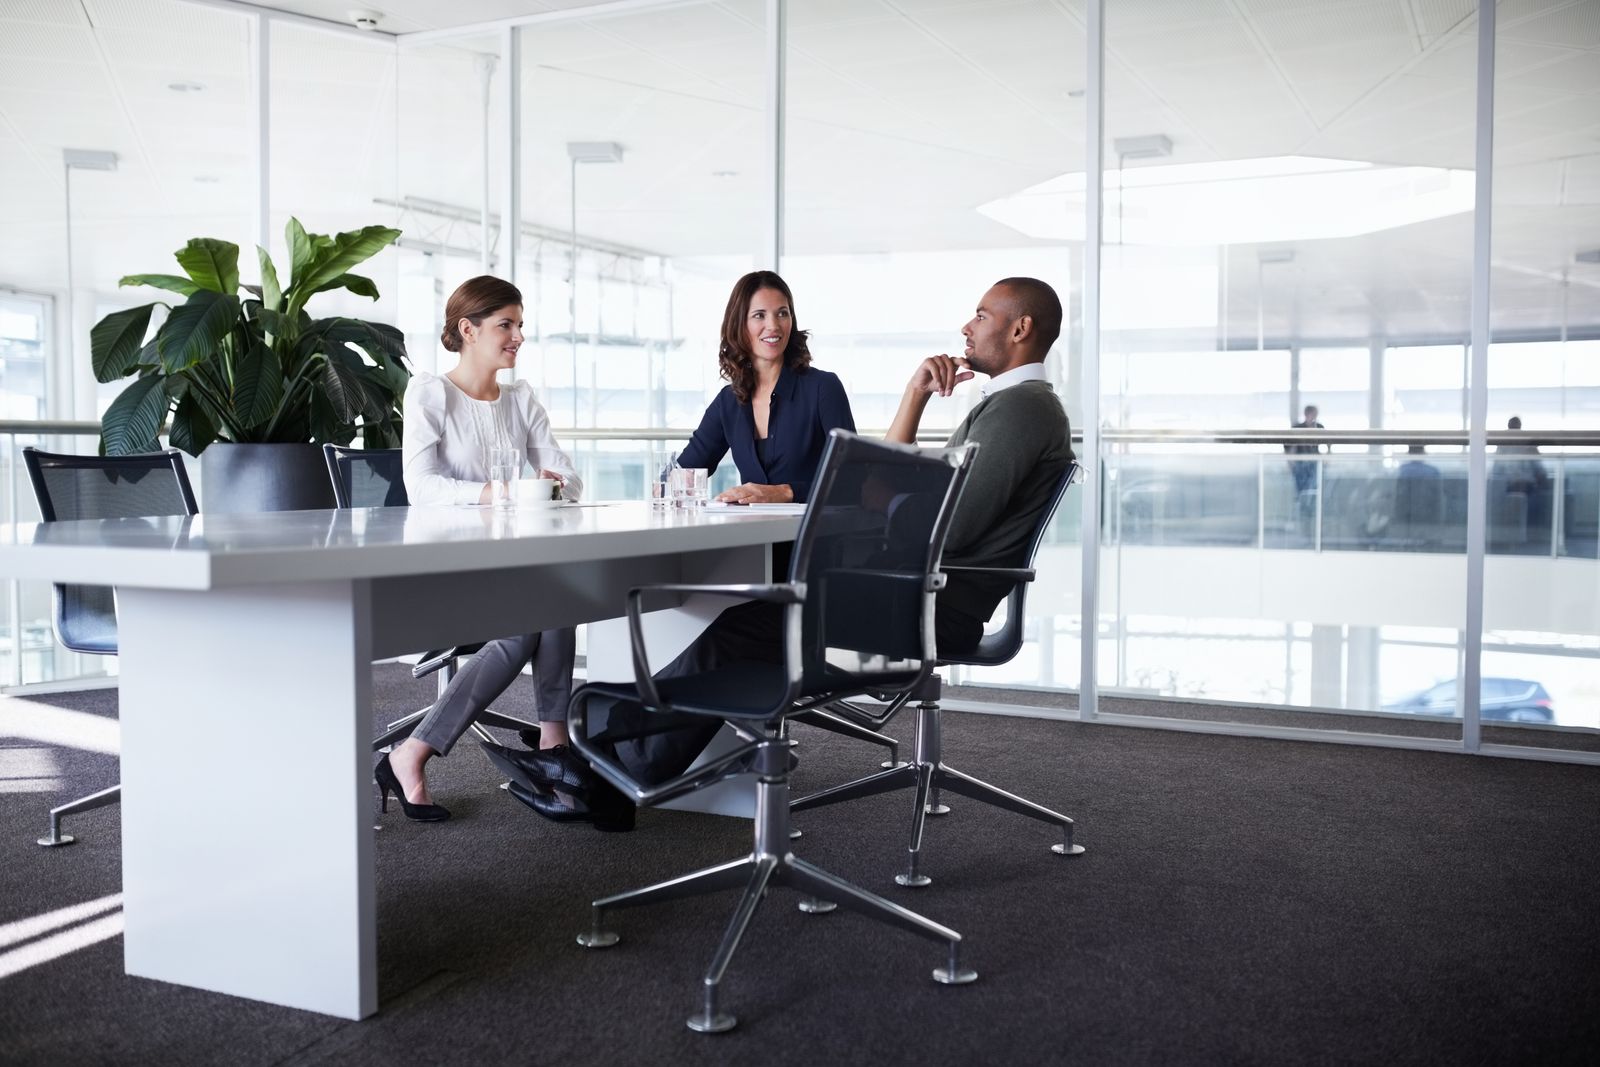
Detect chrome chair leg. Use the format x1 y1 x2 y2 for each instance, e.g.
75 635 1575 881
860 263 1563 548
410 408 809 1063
588 856 756 921
685 855 779 1034
790 763 916 812
896 763 936 887
785 857 971 983
38 783 120 847
791 708 902 765
934 762 1084 854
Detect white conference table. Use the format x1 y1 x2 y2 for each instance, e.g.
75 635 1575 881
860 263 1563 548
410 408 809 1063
0 501 799 1019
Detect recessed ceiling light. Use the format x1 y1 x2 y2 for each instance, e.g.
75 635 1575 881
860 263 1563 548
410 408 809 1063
193 176 220 184
977 156 1475 246
168 81 205 93
1066 88 1085 99
711 170 739 178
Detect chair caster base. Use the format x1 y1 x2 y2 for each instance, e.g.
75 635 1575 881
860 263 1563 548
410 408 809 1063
894 872 932 888
924 803 950 816
37 833 75 848
933 966 978 985
1052 842 1086 856
789 827 802 840
686 1011 737 1034
576 931 620 949
797 897 837 914
880 759 901 770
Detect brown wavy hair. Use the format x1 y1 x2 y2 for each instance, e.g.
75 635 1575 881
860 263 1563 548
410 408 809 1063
441 275 523 353
718 271 811 404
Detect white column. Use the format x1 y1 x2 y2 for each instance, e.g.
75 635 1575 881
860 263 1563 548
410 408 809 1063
1078 0 1105 720
501 26 521 285
252 15 271 252
1463 0 1497 753
761 0 786 271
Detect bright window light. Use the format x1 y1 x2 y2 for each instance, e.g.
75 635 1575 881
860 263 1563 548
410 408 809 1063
977 156 1475 246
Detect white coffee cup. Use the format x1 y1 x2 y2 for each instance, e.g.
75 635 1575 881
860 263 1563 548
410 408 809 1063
522 476 561 508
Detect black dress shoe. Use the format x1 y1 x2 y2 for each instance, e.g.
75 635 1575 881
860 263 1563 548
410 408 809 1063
480 740 595 793
506 780 636 832
500 743 594 794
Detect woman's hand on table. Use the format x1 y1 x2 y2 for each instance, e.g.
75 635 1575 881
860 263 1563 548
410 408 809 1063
716 482 794 504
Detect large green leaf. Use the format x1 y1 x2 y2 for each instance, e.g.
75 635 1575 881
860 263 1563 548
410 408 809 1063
90 304 156 383
310 272 381 301
120 274 200 297
286 218 317 288
157 291 239 373
232 341 284 429
168 389 218 457
100 375 172 456
257 245 282 314
308 388 350 445
174 238 241 295
320 348 370 422
285 224 400 316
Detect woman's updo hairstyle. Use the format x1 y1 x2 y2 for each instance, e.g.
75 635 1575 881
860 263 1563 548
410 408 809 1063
441 275 523 353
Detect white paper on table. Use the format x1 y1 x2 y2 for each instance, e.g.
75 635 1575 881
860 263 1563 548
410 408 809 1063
704 502 808 515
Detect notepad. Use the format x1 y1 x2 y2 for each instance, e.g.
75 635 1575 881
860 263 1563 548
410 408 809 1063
705 502 808 515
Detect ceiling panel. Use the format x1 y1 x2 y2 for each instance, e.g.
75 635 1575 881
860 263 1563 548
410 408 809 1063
1500 1 1600 49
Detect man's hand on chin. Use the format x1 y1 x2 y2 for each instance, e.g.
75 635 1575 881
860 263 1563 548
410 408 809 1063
910 354 975 398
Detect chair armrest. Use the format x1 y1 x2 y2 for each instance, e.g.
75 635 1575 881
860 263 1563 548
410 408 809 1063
411 642 486 679
819 568 945 593
941 564 1037 583
624 582 806 709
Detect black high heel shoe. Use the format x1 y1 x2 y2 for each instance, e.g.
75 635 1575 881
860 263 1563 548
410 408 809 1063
374 754 451 822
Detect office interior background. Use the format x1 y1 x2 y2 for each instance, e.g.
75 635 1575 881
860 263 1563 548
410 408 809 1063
0 0 1597 762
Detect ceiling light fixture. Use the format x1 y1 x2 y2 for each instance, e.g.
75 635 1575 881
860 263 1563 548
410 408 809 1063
167 81 204 93
711 170 739 179
976 155 1474 246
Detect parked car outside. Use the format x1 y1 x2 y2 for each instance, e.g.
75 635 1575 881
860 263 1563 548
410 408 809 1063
1384 677 1555 724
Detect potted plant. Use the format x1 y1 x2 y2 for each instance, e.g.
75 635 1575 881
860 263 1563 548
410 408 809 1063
90 218 411 512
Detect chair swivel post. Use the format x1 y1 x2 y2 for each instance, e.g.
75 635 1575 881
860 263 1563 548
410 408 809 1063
37 783 121 848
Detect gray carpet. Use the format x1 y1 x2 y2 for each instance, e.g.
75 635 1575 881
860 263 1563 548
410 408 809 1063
1 665 1597 1066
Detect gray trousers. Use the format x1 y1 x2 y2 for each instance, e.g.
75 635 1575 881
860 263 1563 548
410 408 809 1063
410 627 576 756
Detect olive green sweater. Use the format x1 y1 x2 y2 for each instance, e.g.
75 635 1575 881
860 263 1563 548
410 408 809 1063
939 380 1074 622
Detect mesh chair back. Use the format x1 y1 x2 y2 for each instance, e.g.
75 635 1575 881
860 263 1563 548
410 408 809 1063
787 431 974 695
960 460 1080 666
22 447 199 655
322 445 409 508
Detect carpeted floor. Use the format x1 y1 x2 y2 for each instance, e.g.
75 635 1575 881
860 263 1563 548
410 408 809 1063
1 664 1597 1066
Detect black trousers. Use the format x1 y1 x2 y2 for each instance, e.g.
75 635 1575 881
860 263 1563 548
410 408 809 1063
606 597 984 786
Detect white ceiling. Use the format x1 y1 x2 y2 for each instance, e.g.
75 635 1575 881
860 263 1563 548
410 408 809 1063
1 0 1597 343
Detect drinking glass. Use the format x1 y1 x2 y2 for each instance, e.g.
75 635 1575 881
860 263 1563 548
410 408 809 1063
671 467 709 509
488 447 520 509
648 451 676 509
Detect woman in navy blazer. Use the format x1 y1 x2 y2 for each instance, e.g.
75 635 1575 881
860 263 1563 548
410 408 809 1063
678 270 855 503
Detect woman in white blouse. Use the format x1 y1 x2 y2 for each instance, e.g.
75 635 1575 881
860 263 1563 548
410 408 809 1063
379 275 584 822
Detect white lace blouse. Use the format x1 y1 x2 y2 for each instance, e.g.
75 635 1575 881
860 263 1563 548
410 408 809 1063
402 372 582 506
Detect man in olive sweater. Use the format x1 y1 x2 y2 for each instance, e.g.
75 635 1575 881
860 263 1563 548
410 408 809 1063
883 276 1074 652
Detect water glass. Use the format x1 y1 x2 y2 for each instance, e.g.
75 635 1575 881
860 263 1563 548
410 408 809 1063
670 467 709 509
488 447 520 509
648 451 676 509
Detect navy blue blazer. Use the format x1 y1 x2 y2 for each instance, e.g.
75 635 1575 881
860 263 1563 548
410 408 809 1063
678 363 855 503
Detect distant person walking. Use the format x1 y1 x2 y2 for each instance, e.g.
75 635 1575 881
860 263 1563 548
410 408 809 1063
1286 404 1324 497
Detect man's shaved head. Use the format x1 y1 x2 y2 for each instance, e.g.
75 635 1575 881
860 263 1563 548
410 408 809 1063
992 277 1063 354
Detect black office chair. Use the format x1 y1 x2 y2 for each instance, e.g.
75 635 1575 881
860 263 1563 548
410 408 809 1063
22 446 199 847
791 461 1086 888
567 430 980 1033
321 444 541 751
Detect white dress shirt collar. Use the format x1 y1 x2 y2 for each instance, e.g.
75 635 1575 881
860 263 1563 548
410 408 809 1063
980 361 1049 399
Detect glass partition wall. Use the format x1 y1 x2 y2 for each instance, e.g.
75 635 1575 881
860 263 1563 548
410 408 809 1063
4 0 1596 759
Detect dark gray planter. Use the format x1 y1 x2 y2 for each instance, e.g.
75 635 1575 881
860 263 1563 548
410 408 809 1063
200 442 336 514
